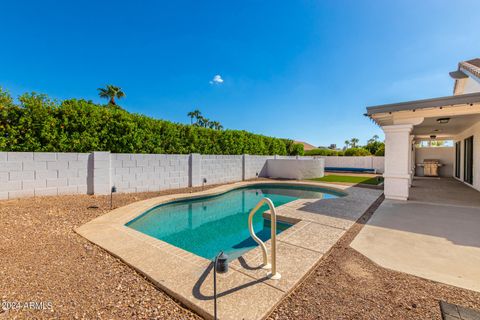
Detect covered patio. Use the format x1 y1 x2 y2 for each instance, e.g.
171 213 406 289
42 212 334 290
367 92 480 200
358 62 480 292
351 177 480 292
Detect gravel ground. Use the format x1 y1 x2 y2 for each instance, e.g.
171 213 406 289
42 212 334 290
268 195 480 320
0 186 217 320
1 186 479 320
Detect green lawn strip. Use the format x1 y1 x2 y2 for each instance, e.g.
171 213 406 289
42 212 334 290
309 175 382 185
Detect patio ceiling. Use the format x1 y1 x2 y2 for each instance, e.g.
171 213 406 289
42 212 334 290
413 113 480 139
366 92 480 127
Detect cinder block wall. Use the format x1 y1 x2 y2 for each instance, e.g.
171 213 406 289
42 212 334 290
110 153 270 193
0 152 89 200
0 151 274 199
0 151 384 200
244 155 274 179
199 155 243 185
111 154 190 193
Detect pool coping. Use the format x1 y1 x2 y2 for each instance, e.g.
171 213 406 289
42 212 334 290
76 180 383 320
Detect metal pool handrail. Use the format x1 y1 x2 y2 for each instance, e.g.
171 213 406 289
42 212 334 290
247 197 281 280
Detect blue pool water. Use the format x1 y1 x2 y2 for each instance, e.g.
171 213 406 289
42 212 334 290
126 184 342 260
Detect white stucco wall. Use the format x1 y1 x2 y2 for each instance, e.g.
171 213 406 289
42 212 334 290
453 121 480 191
314 156 384 173
463 77 480 94
457 68 480 95
266 159 325 180
414 147 454 177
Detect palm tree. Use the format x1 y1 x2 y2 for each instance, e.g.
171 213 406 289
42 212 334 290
209 121 223 130
198 116 210 128
368 134 380 144
344 140 350 149
97 85 126 105
350 138 359 148
187 109 202 125
187 110 221 129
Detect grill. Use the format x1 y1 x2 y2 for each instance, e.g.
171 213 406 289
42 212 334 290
421 159 442 177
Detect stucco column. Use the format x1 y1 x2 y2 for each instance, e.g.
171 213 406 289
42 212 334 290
383 124 413 200
91 151 111 195
189 153 201 187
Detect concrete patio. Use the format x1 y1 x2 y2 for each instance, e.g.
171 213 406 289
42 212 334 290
351 178 480 292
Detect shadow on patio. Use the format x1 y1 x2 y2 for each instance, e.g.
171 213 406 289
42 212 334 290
351 177 480 292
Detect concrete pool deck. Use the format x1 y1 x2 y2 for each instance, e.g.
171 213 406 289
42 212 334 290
351 178 480 293
76 180 383 320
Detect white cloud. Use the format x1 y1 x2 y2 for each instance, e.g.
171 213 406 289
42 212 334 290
209 74 224 84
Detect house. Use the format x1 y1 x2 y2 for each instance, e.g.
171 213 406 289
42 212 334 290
294 141 317 151
352 59 480 292
366 58 480 200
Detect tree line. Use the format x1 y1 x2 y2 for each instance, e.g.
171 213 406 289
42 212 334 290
305 135 385 156
0 87 304 156
187 109 223 130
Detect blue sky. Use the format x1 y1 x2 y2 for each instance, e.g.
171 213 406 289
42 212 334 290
1 1 479 148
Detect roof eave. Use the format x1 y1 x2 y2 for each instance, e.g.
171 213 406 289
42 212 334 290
449 70 468 79
366 92 480 116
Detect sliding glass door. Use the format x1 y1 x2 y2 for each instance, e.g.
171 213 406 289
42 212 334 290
455 141 461 179
463 136 473 184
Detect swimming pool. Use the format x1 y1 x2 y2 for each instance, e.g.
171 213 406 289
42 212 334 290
126 184 343 260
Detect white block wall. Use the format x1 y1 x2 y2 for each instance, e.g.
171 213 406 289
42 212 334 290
111 153 269 191
200 155 243 185
0 152 89 200
244 155 275 179
92 151 111 195
111 154 190 193
0 151 385 200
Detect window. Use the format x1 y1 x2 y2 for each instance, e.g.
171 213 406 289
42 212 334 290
416 140 454 148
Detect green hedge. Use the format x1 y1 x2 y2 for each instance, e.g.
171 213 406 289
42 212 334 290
304 148 344 156
374 145 385 156
343 147 371 156
305 147 378 157
0 89 303 155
